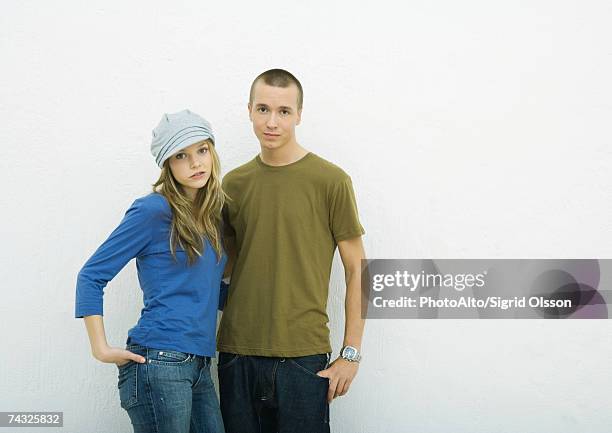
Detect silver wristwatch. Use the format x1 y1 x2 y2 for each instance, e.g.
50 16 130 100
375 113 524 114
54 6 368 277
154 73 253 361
340 345 362 362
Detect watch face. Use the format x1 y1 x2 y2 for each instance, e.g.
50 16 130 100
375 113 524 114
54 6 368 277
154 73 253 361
343 347 356 359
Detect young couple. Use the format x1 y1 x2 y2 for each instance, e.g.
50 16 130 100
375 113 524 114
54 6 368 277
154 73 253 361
75 69 366 433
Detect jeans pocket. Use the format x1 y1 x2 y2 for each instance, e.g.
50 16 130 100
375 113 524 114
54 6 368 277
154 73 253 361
117 360 133 369
288 354 329 380
148 349 192 366
117 362 138 409
217 352 241 371
119 345 146 369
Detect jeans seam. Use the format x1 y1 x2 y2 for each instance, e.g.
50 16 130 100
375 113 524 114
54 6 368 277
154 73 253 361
118 363 138 409
144 349 160 433
192 358 209 389
271 359 280 400
126 344 146 351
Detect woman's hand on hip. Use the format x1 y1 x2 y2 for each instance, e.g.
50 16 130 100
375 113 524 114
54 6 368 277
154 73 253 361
92 345 146 366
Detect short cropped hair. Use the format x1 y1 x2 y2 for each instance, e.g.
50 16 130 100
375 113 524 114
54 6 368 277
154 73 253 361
249 69 303 109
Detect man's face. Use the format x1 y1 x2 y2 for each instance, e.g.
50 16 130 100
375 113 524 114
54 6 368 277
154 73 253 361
248 81 302 150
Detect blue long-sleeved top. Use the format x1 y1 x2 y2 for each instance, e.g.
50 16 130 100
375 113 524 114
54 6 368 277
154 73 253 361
75 192 227 357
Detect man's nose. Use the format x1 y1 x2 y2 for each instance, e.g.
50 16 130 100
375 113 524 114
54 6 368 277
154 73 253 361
266 113 278 128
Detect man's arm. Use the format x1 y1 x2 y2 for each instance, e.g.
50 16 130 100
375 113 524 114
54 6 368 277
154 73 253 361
316 235 366 403
339 236 367 352
218 235 236 310
223 235 237 279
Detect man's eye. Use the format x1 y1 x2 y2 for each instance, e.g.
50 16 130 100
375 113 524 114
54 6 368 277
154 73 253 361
257 107 268 113
281 110 290 116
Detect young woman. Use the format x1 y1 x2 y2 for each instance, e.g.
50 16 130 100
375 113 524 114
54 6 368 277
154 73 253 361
75 109 227 433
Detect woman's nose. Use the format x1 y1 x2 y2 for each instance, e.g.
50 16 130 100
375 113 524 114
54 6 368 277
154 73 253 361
190 156 203 168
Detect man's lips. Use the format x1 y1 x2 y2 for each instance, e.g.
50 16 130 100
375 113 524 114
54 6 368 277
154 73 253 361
264 132 280 137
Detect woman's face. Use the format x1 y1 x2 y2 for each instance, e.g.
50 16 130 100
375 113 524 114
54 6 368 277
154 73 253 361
168 140 213 200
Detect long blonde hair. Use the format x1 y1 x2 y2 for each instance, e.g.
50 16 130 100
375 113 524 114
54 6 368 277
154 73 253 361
152 139 225 264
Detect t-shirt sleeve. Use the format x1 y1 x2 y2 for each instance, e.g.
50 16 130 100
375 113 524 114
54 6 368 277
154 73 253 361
329 176 365 243
222 204 235 238
74 198 153 318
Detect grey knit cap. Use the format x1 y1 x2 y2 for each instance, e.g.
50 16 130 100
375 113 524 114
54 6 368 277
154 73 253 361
151 109 215 168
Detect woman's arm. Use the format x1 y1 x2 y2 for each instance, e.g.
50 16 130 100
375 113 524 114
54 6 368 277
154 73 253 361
75 198 154 318
76 197 155 364
83 315 146 366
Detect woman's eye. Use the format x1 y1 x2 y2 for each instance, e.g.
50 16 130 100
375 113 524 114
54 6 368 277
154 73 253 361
175 153 185 159
199 147 208 154
281 110 290 116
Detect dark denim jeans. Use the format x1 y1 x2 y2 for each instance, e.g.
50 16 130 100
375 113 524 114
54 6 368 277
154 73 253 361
117 343 224 433
218 352 331 433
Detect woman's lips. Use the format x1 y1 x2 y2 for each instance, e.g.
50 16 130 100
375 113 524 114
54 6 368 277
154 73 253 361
190 172 206 179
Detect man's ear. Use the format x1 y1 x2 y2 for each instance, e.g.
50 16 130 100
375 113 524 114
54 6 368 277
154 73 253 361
296 108 302 126
248 103 253 121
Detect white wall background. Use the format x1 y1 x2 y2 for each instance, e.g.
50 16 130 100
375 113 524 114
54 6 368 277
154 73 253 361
1 1 611 432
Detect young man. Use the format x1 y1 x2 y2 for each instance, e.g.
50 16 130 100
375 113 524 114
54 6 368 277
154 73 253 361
217 69 366 433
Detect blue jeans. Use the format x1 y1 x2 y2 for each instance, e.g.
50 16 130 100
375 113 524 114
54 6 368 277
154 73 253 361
117 343 224 433
217 352 331 433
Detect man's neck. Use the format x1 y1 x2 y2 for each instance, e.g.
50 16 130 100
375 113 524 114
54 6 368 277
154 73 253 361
260 142 309 167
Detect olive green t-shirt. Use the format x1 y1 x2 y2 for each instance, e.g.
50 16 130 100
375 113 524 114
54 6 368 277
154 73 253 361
217 152 365 357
